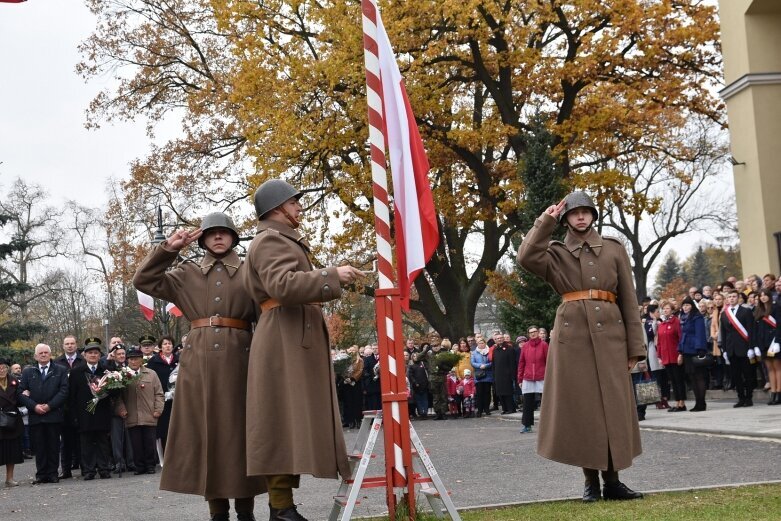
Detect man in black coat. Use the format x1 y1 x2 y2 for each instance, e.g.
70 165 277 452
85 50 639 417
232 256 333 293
69 338 114 480
19 343 69 484
721 289 756 407
53 334 85 478
362 344 382 411
492 335 518 414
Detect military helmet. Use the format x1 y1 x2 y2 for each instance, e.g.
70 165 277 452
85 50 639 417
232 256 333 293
197 212 240 249
253 179 302 219
560 191 598 224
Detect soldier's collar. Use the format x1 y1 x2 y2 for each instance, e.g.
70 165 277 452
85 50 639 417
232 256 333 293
257 219 311 251
564 228 603 258
200 249 241 276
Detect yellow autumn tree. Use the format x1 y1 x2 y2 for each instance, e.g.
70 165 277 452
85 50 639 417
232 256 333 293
80 0 724 339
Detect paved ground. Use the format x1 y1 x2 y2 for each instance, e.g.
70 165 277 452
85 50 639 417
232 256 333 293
2 392 780 520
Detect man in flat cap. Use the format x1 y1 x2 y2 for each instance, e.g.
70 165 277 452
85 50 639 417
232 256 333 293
68 338 113 480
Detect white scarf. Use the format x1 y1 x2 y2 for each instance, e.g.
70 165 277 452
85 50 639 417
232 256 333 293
476 346 489 356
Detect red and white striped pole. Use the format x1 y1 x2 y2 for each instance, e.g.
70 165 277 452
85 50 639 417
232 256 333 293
361 0 415 518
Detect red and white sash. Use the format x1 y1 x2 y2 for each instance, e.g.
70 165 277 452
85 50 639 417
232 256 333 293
725 306 749 341
763 314 777 329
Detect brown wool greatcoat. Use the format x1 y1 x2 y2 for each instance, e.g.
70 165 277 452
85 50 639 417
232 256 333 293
133 246 266 500
517 212 646 471
243 219 350 479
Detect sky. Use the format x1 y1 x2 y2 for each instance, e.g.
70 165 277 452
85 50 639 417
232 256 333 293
0 0 738 287
0 1 154 205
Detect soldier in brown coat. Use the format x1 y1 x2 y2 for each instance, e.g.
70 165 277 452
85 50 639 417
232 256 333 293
133 212 265 521
243 179 365 521
517 191 646 503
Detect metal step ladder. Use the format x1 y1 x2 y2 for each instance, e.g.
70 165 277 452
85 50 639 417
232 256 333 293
328 411 461 521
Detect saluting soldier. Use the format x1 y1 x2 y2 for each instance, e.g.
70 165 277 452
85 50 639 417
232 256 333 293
517 191 645 502
243 180 364 521
133 212 264 521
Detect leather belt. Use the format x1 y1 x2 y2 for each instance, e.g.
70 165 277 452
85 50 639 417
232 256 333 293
260 298 321 313
190 316 251 330
562 289 617 304
260 298 281 313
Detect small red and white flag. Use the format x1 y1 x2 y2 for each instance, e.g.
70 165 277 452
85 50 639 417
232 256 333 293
165 302 183 318
376 13 439 309
137 290 155 321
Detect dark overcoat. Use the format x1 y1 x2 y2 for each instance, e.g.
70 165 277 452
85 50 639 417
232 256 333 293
243 219 349 479
18 364 69 425
491 343 517 396
133 245 266 500
517 212 646 471
0 376 24 440
69 364 113 432
146 353 178 439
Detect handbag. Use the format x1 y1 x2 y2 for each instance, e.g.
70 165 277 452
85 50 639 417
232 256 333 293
691 353 715 368
475 369 487 380
0 409 18 429
634 373 661 405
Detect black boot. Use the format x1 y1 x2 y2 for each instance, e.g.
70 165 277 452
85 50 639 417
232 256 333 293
582 481 601 502
768 392 777 406
269 506 308 521
237 513 256 521
603 480 643 500
210 514 229 521
773 393 781 405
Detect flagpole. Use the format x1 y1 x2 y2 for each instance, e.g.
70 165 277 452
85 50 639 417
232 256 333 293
361 0 415 518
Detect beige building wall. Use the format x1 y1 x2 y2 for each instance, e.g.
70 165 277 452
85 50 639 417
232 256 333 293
719 0 781 277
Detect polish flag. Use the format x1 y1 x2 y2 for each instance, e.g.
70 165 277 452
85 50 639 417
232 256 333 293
137 290 155 321
377 13 439 309
166 302 183 318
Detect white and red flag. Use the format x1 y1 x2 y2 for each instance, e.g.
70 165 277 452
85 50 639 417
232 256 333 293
137 290 155 321
165 302 183 318
376 13 439 309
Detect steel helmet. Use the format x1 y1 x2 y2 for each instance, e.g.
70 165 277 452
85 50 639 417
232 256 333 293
198 212 240 248
253 179 302 219
560 191 598 224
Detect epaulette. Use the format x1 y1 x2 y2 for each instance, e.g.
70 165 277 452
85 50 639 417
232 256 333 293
548 240 565 247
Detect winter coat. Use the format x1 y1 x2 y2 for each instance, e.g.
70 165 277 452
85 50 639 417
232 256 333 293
114 367 164 427
754 313 776 354
657 316 682 366
446 375 460 396
678 312 708 355
68 363 114 432
18 363 69 425
407 362 430 394
460 377 475 397
133 245 265 500
243 219 349 480
492 342 517 396
455 352 474 379
517 338 549 383
0 376 23 440
517 212 645 472
470 350 493 383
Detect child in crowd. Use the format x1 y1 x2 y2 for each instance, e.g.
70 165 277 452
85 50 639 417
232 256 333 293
461 369 476 418
446 368 461 418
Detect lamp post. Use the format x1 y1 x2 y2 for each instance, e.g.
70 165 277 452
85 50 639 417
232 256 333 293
152 206 170 335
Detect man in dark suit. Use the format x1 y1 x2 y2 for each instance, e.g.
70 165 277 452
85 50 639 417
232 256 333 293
721 289 756 407
362 344 381 411
69 338 113 480
19 343 70 484
53 334 85 478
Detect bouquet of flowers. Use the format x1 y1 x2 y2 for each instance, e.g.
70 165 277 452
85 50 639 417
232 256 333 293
165 366 179 401
86 366 141 414
333 351 357 383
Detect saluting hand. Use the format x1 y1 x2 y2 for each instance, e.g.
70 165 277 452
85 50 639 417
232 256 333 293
545 198 567 218
164 228 203 251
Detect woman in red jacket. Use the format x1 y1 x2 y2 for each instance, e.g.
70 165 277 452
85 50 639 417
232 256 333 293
657 302 686 412
517 326 549 433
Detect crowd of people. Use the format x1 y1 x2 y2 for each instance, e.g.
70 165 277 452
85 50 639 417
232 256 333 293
331 273 781 436
0 334 178 487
